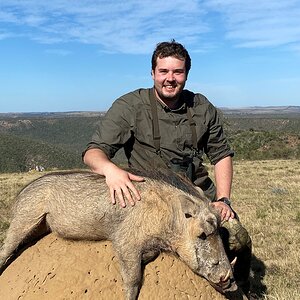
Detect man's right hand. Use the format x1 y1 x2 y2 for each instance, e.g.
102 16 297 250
83 148 144 208
103 164 144 207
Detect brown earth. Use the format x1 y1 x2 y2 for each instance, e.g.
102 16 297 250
0 233 226 300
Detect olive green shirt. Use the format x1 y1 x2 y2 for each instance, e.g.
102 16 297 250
84 88 233 199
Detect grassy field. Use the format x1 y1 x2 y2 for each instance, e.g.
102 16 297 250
1 160 300 300
229 160 300 300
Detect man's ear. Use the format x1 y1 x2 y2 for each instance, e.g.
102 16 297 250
151 69 154 79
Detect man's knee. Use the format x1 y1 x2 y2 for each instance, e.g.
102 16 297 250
220 218 252 295
220 218 252 253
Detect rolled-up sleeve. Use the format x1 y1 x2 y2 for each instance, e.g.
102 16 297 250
82 96 134 159
204 104 234 165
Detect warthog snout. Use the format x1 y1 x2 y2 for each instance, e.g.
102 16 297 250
174 194 237 294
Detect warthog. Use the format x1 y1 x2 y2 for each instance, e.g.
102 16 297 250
0 169 239 299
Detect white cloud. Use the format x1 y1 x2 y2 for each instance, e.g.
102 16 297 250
0 0 208 53
203 0 300 49
0 0 300 53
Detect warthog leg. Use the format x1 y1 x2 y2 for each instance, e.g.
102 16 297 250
118 253 142 300
0 213 49 272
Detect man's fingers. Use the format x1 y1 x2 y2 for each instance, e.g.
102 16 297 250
129 173 144 182
107 171 143 208
223 207 234 221
111 186 137 207
221 209 227 221
126 182 141 201
121 185 136 206
115 188 126 208
110 188 117 205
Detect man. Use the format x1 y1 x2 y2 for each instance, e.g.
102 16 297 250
83 40 252 295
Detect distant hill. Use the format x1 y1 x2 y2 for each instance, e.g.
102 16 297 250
0 133 84 173
0 107 299 172
221 106 300 116
0 113 125 172
0 114 100 153
0 111 105 119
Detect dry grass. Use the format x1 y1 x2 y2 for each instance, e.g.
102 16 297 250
228 160 300 300
1 160 300 300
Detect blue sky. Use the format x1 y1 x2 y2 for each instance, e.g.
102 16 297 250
0 0 300 112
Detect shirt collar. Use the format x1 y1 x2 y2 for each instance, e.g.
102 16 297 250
152 87 187 112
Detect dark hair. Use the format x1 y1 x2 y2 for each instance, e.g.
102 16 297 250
151 40 191 74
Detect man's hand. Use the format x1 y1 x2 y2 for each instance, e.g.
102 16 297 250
103 164 144 208
211 201 234 221
83 148 144 208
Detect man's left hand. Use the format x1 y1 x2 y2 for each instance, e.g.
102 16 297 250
211 201 235 221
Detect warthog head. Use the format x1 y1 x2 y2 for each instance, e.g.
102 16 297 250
173 194 237 293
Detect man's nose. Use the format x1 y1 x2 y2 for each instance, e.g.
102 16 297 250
166 72 175 81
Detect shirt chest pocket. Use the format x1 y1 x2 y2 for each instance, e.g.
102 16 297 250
135 109 154 146
158 120 199 151
135 109 208 152
179 122 208 151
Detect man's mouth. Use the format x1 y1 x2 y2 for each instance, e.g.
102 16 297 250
163 85 176 91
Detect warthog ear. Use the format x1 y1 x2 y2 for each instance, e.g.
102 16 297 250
179 195 198 218
202 214 218 236
194 186 206 199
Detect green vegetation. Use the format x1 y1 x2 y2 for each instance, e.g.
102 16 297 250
227 130 300 160
0 133 84 172
0 111 299 172
0 115 99 153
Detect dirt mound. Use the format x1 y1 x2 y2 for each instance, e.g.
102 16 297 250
0 234 226 299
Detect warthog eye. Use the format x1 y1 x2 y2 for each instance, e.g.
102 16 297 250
185 213 192 218
198 232 207 240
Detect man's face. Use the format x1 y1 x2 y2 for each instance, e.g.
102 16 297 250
152 56 187 104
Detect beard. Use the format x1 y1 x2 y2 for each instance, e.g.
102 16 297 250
154 83 185 103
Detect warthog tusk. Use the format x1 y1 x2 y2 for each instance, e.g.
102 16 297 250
230 257 237 268
223 269 231 282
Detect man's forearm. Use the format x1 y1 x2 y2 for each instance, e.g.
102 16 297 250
214 156 233 200
83 148 115 176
